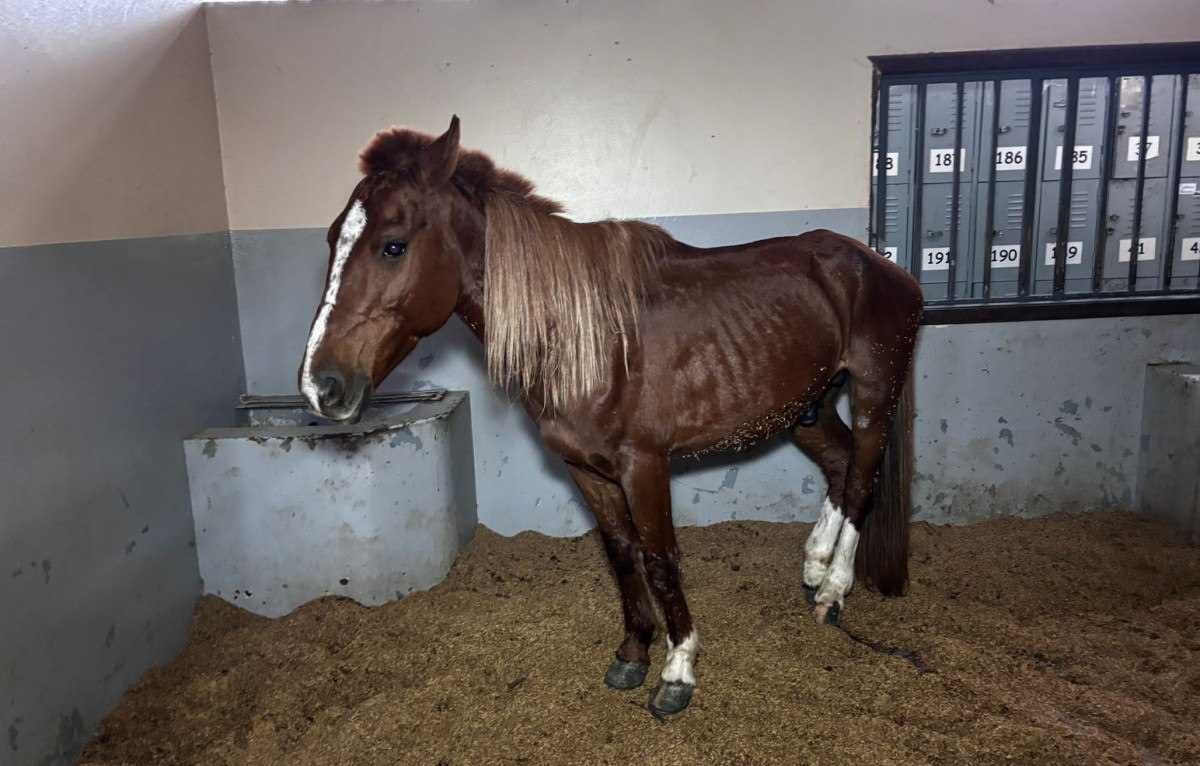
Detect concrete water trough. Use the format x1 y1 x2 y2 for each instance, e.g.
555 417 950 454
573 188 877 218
183 391 477 617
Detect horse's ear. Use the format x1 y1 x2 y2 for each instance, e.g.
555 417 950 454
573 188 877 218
419 115 460 186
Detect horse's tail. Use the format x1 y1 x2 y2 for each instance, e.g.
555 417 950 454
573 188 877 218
855 368 914 596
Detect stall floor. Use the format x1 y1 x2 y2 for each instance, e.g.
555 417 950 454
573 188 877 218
83 512 1200 765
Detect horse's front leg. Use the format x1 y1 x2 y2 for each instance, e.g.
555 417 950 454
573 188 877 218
565 464 657 690
619 452 698 716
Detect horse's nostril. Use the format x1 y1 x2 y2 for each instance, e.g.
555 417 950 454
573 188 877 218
317 374 344 408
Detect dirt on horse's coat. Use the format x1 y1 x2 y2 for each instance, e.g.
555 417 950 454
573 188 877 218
297 116 923 715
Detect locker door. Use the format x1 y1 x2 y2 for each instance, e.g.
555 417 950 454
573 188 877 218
1042 77 1108 182
971 180 1026 298
1112 75 1178 180
1100 178 1168 291
918 183 974 300
877 183 911 271
922 82 982 185
978 80 1034 184
1035 178 1100 294
1169 179 1200 290
874 84 916 185
1183 75 1200 179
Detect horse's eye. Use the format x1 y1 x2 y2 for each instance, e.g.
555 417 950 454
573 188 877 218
382 240 407 259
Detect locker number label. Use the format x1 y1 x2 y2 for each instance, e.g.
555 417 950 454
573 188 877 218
1181 182 1198 196
1126 136 1160 162
922 247 951 271
929 148 966 173
1054 145 1094 171
1118 237 1156 262
1044 241 1083 265
994 146 1026 171
1185 137 1200 163
880 246 898 263
990 245 1021 268
874 151 899 177
1183 237 1200 262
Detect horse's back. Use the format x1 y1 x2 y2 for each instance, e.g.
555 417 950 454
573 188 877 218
788 228 924 326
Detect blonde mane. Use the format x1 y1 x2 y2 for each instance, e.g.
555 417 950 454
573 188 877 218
359 125 671 410
484 195 669 410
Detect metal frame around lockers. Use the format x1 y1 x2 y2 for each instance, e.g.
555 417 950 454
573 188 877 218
865 43 1200 324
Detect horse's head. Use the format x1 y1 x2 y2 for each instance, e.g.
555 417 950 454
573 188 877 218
299 116 471 421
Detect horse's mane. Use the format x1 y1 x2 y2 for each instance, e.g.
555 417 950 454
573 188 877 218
361 127 671 411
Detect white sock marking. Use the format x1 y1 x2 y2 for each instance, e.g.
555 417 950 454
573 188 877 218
815 519 859 607
301 200 368 412
661 631 699 686
804 497 844 588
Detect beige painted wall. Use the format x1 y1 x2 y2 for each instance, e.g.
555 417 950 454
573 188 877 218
0 1 228 247
207 0 1200 231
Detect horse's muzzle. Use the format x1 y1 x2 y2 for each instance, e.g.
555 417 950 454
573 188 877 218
308 369 371 423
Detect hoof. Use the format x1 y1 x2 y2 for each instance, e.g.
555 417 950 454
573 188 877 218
648 681 694 717
802 584 817 606
813 601 841 625
604 659 649 690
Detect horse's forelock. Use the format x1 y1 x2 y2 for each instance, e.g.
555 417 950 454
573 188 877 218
358 127 564 215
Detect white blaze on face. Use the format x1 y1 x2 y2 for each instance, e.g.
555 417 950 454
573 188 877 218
661 631 699 686
301 199 369 412
803 496 845 588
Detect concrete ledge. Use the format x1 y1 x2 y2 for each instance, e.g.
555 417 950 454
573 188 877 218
1137 363 1200 543
184 391 477 617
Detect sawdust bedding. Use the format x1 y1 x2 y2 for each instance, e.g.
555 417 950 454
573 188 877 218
83 511 1200 765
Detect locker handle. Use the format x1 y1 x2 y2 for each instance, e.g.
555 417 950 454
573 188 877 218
926 230 945 238
930 127 948 136
1056 125 1065 134
1053 99 1066 108
1048 227 1058 235
1106 226 1115 235
1120 110 1132 118
1108 214 1120 223
1116 125 1126 134
998 125 1012 134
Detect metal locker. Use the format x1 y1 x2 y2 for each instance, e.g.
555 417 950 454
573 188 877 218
1042 77 1109 182
971 180 1026 298
877 183 911 271
1169 179 1200 290
922 82 982 185
1099 178 1169 292
1034 178 1100 295
874 84 916 185
1112 75 1178 180
977 79 1034 184
1182 75 1200 179
918 183 974 300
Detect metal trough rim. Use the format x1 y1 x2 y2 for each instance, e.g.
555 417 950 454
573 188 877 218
236 390 445 410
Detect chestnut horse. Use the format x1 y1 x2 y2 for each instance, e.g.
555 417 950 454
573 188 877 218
299 116 923 716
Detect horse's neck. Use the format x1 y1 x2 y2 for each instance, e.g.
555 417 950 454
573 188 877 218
452 198 489 343
454 244 487 343
454 288 486 342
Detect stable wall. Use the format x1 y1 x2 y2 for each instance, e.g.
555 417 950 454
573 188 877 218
0 5 241 765
209 0 1200 536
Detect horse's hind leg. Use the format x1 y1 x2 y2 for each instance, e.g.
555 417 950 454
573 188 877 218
809 368 903 623
566 464 656 690
789 374 852 609
618 452 697 717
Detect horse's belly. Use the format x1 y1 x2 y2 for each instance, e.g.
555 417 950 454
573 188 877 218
665 341 839 458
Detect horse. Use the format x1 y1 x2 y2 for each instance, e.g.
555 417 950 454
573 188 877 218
298 116 923 717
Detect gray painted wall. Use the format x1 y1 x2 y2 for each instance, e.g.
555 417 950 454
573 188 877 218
0 234 244 766
229 209 1200 535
